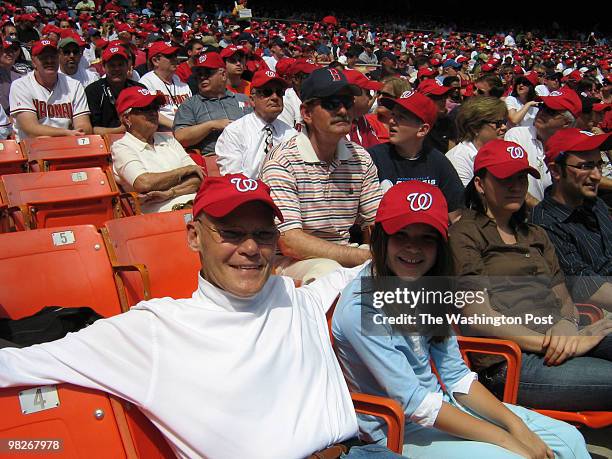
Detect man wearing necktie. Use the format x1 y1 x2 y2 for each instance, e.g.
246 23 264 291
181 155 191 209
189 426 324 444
215 69 297 178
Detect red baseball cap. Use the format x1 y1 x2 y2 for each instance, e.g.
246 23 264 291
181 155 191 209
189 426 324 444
474 139 540 179
417 67 436 78
375 180 448 240
523 71 539 86
251 69 288 89
289 58 319 76
343 68 383 91
192 174 284 221
544 128 612 163
31 39 57 56
102 45 128 63
219 45 246 59
116 87 165 116
380 90 438 127
481 63 495 73
540 87 582 117
275 57 296 78
194 52 225 69
593 102 611 113
417 79 452 97
513 65 524 75
148 41 179 59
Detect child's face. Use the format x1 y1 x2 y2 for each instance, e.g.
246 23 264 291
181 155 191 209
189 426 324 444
386 223 439 280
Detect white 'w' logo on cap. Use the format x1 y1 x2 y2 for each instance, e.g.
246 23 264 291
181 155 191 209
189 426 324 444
230 178 258 192
506 146 525 159
407 192 433 211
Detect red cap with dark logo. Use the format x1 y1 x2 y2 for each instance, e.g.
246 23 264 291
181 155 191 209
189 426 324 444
375 180 449 239
380 90 438 127
544 128 612 163
192 174 284 221
474 139 540 179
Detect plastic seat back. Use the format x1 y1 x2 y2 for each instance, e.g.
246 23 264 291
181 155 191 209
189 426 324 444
0 384 176 458
2 168 120 229
103 210 199 305
23 135 110 172
0 225 124 319
0 140 27 176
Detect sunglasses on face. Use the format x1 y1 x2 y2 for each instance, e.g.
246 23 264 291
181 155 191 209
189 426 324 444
132 103 160 113
257 87 285 98
318 95 354 111
484 119 507 129
196 68 220 80
60 48 81 56
225 56 243 64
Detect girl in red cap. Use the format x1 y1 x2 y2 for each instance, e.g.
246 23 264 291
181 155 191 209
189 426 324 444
450 139 612 414
333 180 589 458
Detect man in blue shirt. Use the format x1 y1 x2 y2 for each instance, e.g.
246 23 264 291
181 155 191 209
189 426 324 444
531 128 612 311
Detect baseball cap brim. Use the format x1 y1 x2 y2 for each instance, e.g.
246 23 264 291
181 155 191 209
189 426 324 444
486 161 541 180
132 93 166 110
565 132 612 154
197 195 284 222
379 214 448 240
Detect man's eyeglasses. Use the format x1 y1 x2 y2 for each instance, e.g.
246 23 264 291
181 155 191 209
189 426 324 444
225 56 244 64
484 119 507 129
202 222 280 245
540 105 561 117
378 91 395 99
318 95 354 111
565 160 605 172
257 87 285 98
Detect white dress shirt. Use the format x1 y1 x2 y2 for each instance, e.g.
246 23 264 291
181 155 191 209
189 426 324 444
277 87 303 130
504 126 552 201
215 112 297 178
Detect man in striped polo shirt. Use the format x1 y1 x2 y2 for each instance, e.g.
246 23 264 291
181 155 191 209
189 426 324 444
261 68 382 284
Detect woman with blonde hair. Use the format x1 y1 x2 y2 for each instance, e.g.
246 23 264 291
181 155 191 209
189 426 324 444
447 96 508 185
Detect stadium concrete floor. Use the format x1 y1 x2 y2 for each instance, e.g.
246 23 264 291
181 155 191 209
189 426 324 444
585 427 612 458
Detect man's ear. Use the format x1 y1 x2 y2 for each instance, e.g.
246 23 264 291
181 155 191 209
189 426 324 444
416 122 432 138
300 103 312 125
548 162 562 182
186 221 201 253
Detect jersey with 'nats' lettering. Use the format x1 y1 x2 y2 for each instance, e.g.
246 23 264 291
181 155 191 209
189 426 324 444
138 71 191 123
9 71 90 141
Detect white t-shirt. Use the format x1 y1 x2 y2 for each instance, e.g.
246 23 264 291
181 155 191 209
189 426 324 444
215 112 297 178
60 65 100 89
446 140 479 186
138 71 192 122
263 55 278 71
111 132 197 213
535 85 550 97
0 269 361 459
277 87 303 131
9 71 90 141
504 126 552 201
505 95 539 128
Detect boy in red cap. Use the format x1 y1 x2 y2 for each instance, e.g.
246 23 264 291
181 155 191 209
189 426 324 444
0 172 403 459
532 128 612 311
368 90 464 222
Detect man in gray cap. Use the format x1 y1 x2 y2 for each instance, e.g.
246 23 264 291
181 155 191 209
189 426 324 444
261 68 382 283
58 35 99 88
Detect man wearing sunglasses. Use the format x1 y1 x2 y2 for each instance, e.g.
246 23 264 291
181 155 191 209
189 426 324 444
174 52 252 156
57 35 99 88
276 57 320 131
531 128 612 312
505 87 582 206
112 86 203 214
215 70 296 178
261 68 382 283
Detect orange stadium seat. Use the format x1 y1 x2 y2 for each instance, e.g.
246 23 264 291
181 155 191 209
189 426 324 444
203 155 221 177
0 140 27 176
102 209 198 306
22 135 110 172
456 305 611 428
0 168 122 230
0 384 175 459
0 225 149 319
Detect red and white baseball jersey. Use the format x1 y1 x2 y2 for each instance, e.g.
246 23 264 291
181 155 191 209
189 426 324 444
138 71 192 122
9 71 90 141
